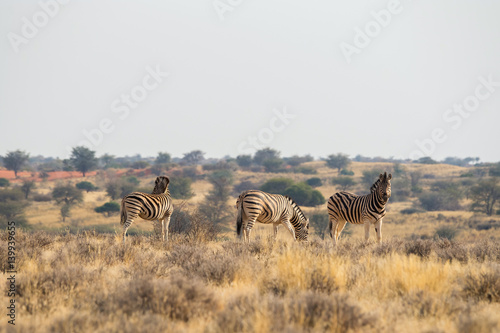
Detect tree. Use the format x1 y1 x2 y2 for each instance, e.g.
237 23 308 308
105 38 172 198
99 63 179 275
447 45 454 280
70 146 97 177
236 155 253 168
0 178 10 187
76 181 98 192
416 156 437 164
0 188 29 228
469 179 500 216
100 154 115 169
94 202 121 217
105 178 138 200
169 177 194 199
233 180 259 195
3 150 29 177
199 170 234 224
263 158 284 173
182 150 205 165
20 180 36 199
260 178 295 195
331 177 356 191
286 155 313 167
325 153 350 175
361 169 381 188
60 204 71 222
253 148 280 165
418 181 463 211
155 152 171 164
131 161 150 169
52 184 83 205
489 163 500 177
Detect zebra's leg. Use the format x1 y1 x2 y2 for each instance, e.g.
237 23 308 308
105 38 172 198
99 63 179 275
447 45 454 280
375 219 382 243
329 217 339 246
122 218 134 243
336 220 347 243
273 223 280 240
364 221 370 242
164 214 171 243
244 218 257 243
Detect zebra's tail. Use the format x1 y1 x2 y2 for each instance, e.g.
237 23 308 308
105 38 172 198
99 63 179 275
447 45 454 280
236 195 244 237
120 199 127 226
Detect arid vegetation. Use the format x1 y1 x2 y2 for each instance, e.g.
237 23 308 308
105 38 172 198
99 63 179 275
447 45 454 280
1 231 500 332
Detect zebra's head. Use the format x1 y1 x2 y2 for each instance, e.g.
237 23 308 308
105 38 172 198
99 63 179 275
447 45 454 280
296 217 310 242
152 176 170 194
378 172 392 202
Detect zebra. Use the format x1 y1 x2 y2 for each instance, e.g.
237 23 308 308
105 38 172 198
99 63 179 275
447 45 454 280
236 190 309 242
120 176 173 243
327 172 392 245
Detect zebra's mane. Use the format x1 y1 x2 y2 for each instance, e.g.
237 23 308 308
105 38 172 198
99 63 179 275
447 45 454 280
284 195 307 222
370 179 381 193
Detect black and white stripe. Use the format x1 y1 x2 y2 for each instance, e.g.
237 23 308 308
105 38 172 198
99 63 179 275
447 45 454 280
236 190 309 242
120 176 173 243
327 172 392 245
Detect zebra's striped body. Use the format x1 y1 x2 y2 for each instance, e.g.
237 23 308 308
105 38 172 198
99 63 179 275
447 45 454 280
236 190 309 242
327 172 392 245
120 176 173 243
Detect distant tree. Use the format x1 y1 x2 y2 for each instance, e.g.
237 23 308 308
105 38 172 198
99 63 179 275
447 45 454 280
105 177 138 200
131 161 150 169
418 181 463 211
99 154 115 169
60 204 71 222
306 177 322 188
199 170 234 224
62 159 74 171
52 184 84 205
20 180 36 199
286 155 314 167
76 181 98 193
0 188 29 227
489 163 500 177
94 202 121 217
0 178 10 187
169 177 194 199
263 158 284 173
416 156 437 164
236 155 253 168
325 153 350 175
260 178 294 195
253 148 280 165
182 150 205 165
38 171 50 181
331 177 356 191
70 146 97 177
409 171 422 191
155 152 171 164
340 169 354 176
469 179 500 216
3 150 30 177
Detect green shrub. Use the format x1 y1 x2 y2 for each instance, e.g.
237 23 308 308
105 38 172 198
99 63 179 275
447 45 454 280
169 177 194 199
76 181 98 192
400 208 424 215
434 226 458 240
94 202 121 217
340 169 354 176
0 178 10 187
284 183 325 207
294 166 317 175
260 178 295 195
306 177 322 188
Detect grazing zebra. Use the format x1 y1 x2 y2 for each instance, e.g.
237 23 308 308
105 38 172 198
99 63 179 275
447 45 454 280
327 172 392 245
236 190 309 242
120 176 173 243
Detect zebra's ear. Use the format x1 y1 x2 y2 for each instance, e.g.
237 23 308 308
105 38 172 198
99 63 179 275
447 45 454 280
379 173 384 180
155 177 160 184
165 177 170 185
387 173 392 180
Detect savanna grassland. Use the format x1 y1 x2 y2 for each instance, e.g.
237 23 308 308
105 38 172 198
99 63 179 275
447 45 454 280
2 160 500 332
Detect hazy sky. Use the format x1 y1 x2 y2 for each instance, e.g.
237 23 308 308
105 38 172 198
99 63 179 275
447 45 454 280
1 0 500 162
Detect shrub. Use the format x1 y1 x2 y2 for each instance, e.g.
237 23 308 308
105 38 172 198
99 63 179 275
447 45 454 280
400 208 424 215
236 155 252 167
293 166 317 174
263 158 285 173
340 169 354 176
331 176 356 191
76 181 98 192
463 270 500 302
170 208 219 243
306 177 322 188
32 193 52 202
0 178 10 187
169 177 194 199
361 169 381 188
284 183 325 207
94 202 121 217
309 213 328 238
233 180 259 195
434 226 458 240
260 178 294 195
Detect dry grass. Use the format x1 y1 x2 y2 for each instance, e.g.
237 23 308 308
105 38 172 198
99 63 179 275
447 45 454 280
2 230 500 332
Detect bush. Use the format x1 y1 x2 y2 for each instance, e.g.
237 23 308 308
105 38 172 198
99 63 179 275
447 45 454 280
263 158 285 173
361 169 381 188
284 183 325 207
306 177 322 188
463 270 500 302
293 166 317 174
0 178 10 187
32 193 52 202
434 226 458 240
169 177 194 199
131 161 150 169
400 208 424 215
236 155 252 168
285 155 313 166
340 169 354 176
260 178 294 195
76 181 98 192
169 208 219 243
331 176 356 191
309 213 328 238
233 180 259 195
94 202 121 217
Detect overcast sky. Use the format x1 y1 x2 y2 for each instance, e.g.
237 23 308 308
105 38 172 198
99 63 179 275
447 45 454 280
1 0 499 162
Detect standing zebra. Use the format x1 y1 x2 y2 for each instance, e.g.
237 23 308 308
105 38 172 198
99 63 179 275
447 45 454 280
120 176 173 243
327 172 392 245
236 190 309 242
